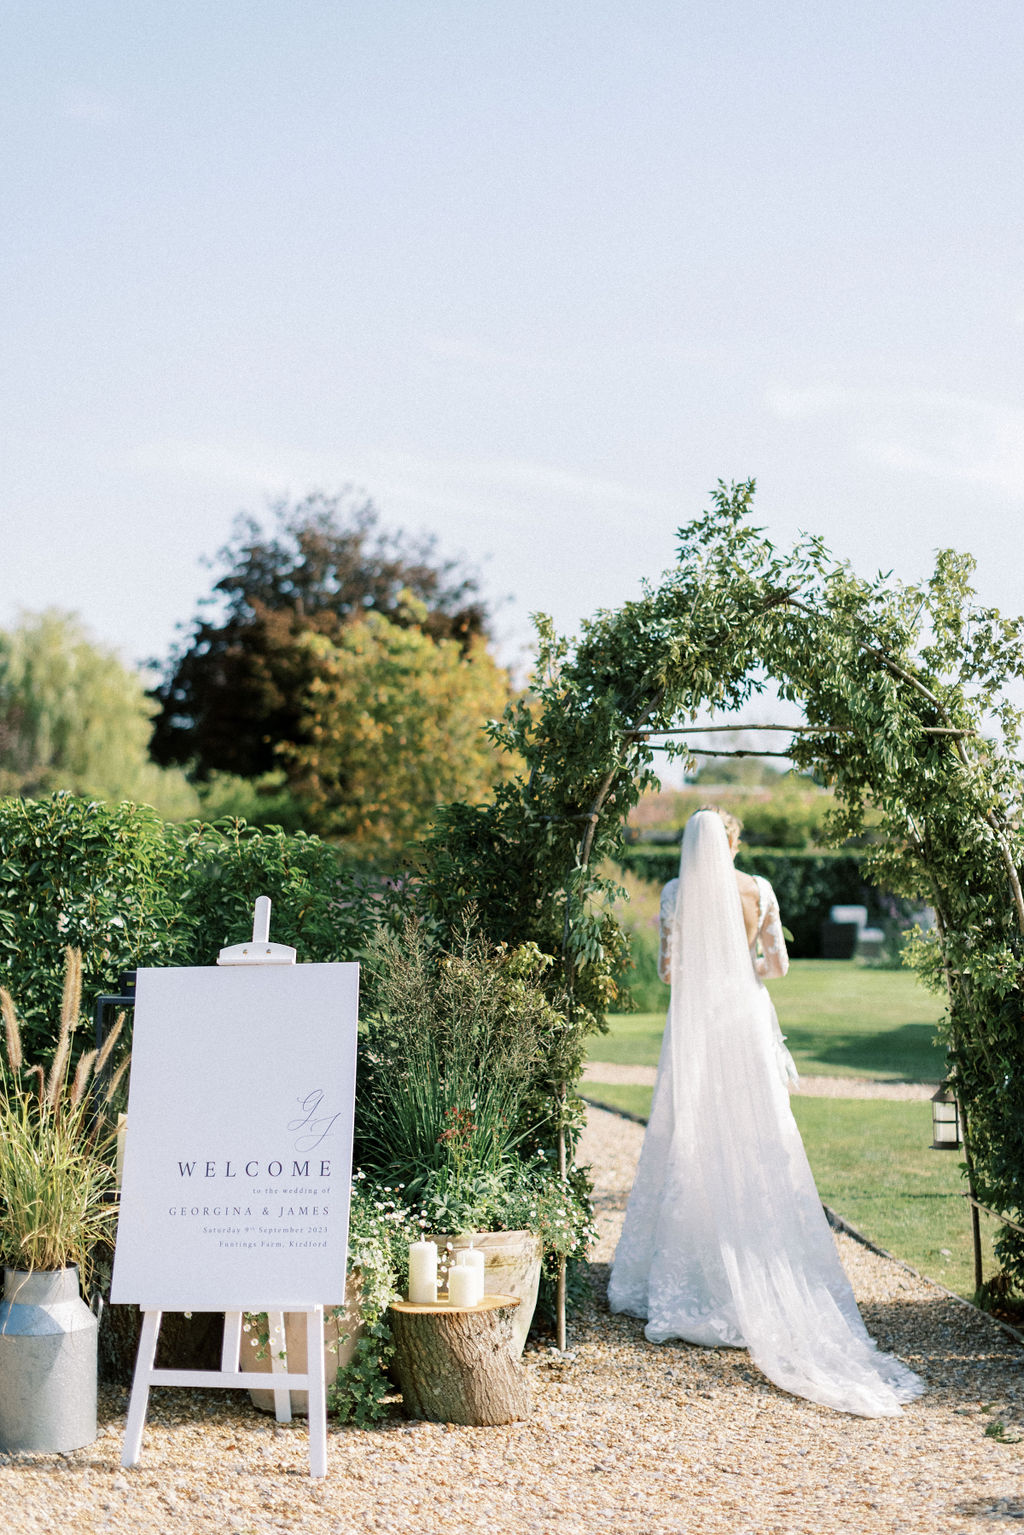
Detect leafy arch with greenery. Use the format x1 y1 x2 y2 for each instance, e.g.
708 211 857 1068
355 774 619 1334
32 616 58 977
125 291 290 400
425 483 1024 1292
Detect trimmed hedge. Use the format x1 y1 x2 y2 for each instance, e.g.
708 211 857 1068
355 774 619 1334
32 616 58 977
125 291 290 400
0 793 393 1059
0 796 181 1058
617 844 875 958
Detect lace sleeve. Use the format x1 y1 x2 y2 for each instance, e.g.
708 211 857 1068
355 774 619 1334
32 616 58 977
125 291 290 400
658 879 678 984
755 883 789 979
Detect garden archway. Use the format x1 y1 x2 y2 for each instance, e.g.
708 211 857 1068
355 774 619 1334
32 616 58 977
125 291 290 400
425 484 1024 1332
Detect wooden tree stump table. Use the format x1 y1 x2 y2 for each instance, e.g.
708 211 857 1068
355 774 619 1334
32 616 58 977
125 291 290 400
389 1294 529 1426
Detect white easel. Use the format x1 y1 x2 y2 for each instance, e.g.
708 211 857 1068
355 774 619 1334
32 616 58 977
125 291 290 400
121 898 329 1478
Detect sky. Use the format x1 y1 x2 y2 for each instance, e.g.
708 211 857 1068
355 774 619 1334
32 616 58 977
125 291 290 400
3 1 1023 690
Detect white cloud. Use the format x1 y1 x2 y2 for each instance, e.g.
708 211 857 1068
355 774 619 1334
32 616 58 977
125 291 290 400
122 435 676 664
126 437 661 527
765 384 1024 500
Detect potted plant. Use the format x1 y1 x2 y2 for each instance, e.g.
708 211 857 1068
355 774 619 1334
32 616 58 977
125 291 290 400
240 1176 426 1427
0 949 126 1453
354 920 589 1355
238 1274 362 1417
410 1148 600 1355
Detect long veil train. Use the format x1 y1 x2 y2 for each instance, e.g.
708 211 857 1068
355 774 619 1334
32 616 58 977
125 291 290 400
607 810 923 1417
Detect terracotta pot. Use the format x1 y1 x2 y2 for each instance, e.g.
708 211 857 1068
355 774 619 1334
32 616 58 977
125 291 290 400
240 1270 363 1416
427 1232 542 1356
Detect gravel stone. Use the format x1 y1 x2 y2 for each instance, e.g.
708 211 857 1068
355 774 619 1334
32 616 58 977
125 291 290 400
1 1101 1020 1533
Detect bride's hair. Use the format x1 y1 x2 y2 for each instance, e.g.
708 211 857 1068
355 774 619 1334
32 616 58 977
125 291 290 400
696 803 742 850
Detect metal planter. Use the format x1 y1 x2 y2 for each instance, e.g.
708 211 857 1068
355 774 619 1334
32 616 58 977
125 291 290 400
0 1266 98 1453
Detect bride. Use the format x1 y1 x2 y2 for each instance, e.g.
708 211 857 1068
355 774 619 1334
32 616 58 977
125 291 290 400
607 807 924 1416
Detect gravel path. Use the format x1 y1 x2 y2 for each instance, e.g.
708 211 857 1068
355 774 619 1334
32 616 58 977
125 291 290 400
584 1061 938 1100
2 1104 1022 1534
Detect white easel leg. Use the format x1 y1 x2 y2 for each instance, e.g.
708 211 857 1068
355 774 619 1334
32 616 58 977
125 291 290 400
306 1306 327 1479
267 1311 292 1423
222 1311 243 1372
122 1309 162 1468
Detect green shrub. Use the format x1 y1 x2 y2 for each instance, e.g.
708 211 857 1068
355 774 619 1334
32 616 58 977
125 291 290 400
726 784 833 848
193 771 311 835
0 795 184 1059
615 923 668 1012
171 817 389 968
354 918 597 1318
630 779 833 849
355 919 563 1201
615 844 875 959
0 793 403 1058
737 849 874 957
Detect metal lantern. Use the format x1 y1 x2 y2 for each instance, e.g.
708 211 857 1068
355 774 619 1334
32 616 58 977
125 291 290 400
930 1081 961 1150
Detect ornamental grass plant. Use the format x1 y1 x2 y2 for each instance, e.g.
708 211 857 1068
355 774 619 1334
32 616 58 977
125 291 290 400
0 947 125 1284
355 917 572 1231
356 919 542 1198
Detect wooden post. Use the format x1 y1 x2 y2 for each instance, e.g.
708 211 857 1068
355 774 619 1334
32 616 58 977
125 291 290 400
970 1199 984 1294
958 1095 986 1295
389 1295 528 1426
556 1109 567 1353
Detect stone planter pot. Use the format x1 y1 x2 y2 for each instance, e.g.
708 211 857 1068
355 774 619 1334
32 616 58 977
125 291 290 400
428 1232 543 1356
240 1271 363 1416
0 1266 98 1453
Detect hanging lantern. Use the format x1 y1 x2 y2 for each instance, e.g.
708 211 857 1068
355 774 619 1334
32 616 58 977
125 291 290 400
931 1081 961 1150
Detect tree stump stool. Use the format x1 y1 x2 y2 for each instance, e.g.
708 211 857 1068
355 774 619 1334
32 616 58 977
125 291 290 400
389 1294 529 1426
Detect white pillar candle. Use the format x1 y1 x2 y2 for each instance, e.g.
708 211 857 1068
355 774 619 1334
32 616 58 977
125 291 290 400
446 1264 479 1308
456 1246 485 1305
408 1240 438 1304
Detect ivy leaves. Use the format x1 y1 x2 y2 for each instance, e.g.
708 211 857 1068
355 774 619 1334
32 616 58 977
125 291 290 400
424 484 1024 1283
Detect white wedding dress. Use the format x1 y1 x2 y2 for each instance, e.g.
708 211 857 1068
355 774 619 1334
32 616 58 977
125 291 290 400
607 811 924 1417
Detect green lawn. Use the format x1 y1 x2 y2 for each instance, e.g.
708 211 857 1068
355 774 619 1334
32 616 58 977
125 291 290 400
582 963 995 1300
581 1082 991 1300
790 1097 996 1300
768 960 947 1081
588 959 947 1082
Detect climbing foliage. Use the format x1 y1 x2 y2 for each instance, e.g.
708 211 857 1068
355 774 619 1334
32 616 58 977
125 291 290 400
423 484 1024 1283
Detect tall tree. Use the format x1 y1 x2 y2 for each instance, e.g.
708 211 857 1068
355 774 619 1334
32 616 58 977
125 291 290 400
150 491 489 779
0 610 197 817
281 603 515 858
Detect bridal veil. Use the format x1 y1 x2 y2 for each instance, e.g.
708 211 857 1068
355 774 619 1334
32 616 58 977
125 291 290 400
607 809 923 1416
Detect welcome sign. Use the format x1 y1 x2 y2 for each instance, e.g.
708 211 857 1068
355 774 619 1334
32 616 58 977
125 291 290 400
111 962 359 1312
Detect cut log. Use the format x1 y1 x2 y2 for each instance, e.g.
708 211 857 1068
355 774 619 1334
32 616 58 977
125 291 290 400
389 1294 529 1426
